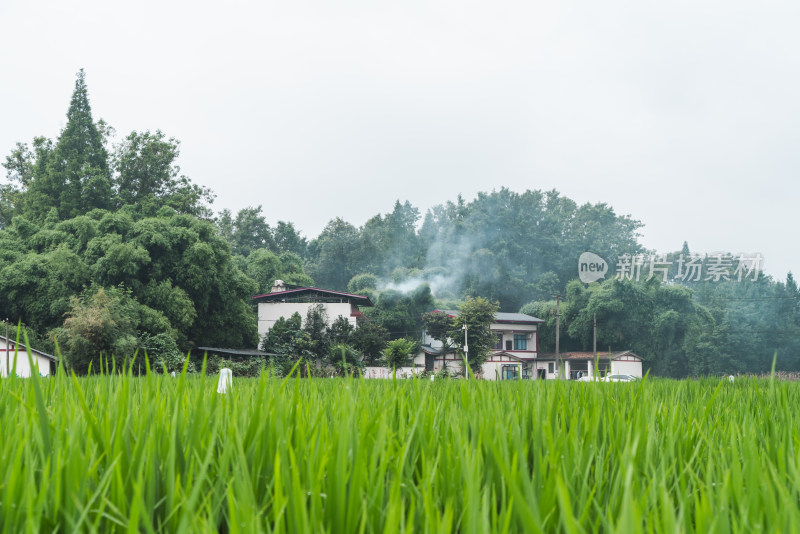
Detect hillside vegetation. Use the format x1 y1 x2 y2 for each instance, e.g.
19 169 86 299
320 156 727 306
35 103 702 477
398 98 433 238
1 71 798 375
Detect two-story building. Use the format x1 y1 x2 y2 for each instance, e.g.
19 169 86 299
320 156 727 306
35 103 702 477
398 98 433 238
253 280 374 338
416 310 544 380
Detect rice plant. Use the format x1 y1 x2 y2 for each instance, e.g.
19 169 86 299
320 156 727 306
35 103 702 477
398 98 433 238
2 356 800 532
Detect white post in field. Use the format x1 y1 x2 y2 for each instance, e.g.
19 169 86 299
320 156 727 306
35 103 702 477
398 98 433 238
217 368 233 393
462 322 469 380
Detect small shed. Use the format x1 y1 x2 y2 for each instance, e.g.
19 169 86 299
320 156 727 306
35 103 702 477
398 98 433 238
0 335 58 377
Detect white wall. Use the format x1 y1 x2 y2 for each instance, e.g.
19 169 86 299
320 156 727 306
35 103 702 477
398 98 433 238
611 360 642 377
481 360 525 381
491 323 537 352
1 339 53 377
535 361 559 380
423 323 538 355
363 367 423 379
432 357 465 376
257 302 356 337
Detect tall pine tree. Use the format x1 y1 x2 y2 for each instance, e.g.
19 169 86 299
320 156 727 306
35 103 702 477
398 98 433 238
25 69 112 219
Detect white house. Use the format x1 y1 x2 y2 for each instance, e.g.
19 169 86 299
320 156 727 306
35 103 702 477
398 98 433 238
414 310 544 380
253 280 374 338
409 309 643 381
536 351 644 380
0 335 58 377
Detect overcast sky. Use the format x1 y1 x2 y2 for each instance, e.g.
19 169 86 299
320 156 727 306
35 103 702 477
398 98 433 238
1 0 798 280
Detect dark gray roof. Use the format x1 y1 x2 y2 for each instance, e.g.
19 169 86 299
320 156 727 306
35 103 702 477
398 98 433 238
196 347 274 357
0 335 58 361
437 310 543 324
494 312 543 324
490 351 528 361
538 351 642 361
253 287 373 307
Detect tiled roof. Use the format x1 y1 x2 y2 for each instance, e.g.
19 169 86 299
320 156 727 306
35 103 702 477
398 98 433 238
253 287 373 307
197 347 274 357
435 310 543 323
0 335 58 361
538 350 641 361
495 312 543 323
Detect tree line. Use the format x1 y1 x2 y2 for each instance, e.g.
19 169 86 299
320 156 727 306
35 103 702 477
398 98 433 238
1 71 797 376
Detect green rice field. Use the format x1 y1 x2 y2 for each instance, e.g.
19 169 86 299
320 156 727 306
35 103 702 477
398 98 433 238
2 362 800 533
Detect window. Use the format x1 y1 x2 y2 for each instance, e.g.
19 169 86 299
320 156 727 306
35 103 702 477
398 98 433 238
494 334 503 350
501 365 519 380
570 361 588 380
505 340 512 350
513 334 527 350
548 362 554 374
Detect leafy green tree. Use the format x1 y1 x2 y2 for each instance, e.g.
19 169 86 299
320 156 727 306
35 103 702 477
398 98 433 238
519 300 557 352
381 338 418 369
216 209 311 267
328 316 355 345
0 245 91 332
423 296 498 372
112 130 213 217
140 332 186 374
216 209 235 245
329 343 363 376
54 286 166 374
352 320 389 365
449 297 499 371
277 251 314 287
24 70 112 220
243 249 314 293
775 273 800 369
413 188 644 308
303 304 330 363
0 206 258 350
259 312 312 376
307 217 359 290
364 284 435 339
139 280 196 348
230 206 274 257
347 273 378 293
273 220 307 257
525 277 717 377
1 141 42 228
243 249 283 292
354 200 422 277
422 310 453 353
5 70 213 223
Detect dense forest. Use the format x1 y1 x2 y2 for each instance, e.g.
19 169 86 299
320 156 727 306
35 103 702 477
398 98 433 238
1 72 798 376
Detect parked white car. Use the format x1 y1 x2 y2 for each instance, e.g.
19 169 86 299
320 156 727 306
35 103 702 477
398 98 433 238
603 374 639 382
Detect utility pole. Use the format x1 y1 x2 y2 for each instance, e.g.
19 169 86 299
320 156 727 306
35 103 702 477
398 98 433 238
593 312 597 380
4 318 8 378
551 294 562 378
463 321 469 380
